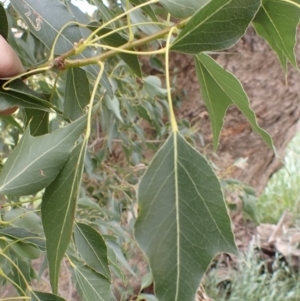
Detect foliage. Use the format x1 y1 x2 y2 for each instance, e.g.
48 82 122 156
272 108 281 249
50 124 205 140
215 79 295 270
205 246 300 301
258 132 300 224
0 0 299 300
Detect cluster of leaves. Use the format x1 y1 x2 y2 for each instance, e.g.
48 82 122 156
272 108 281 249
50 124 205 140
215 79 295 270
0 0 299 301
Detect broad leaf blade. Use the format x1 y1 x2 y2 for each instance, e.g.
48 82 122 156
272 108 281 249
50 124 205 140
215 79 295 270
31 291 67 301
42 141 86 293
74 265 116 301
74 222 111 280
25 108 49 136
171 0 261 54
0 115 86 196
0 3 8 40
159 0 210 18
252 0 300 70
64 68 90 121
195 53 274 150
135 132 236 301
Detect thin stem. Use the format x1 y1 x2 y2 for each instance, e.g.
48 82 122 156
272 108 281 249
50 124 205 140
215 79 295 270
165 27 178 132
86 43 166 55
0 252 31 293
84 0 159 44
1 67 50 90
88 21 167 45
126 0 134 42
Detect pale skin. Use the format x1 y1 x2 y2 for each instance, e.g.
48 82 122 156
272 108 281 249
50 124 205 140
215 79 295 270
0 35 24 115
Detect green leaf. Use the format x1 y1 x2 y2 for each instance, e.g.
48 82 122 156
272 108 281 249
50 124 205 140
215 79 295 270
91 0 115 23
159 0 210 18
74 222 111 280
31 291 67 301
10 0 113 97
134 132 236 301
74 264 116 301
130 0 158 21
0 3 8 40
0 227 45 250
194 53 274 150
42 141 87 294
0 114 86 196
10 259 35 295
87 24 141 77
25 109 49 136
104 94 123 122
0 80 55 113
10 241 41 259
64 68 90 121
171 0 261 54
252 0 300 71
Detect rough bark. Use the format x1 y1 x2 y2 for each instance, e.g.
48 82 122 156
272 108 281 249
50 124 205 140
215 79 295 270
170 28 300 194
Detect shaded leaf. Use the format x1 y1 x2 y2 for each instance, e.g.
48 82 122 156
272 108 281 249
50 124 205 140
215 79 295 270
74 222 111 279
11 0 112 96
0 3 8 40
171 0 260 53
135 132 236 301
0 80 55 113
252 0 300 71
25 108 49 136
0 227 45 250
87 24 141 77
0 114 86 196
91 0 115 23
10 259 35 295
74 264 116 301
104 94 123 122
159 0 210 18
130 0 158 21
10 241 40 259
31 291 67 301
194 53 274 150
64 68 90 120
42 141 87 293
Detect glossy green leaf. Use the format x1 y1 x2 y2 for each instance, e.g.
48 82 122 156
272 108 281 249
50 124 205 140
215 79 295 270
42 141 86 293
87 24 141 77
64 68 90 121
31 291 67 301
134 132 236 301
10 0 112 96
25 109 49 136
171 0 261 54
0 227 45 250
195 53 274 150
252 0 300 71
74 264 116 301
0 3 8 40
159 0 210 18
74 223 111 279
0 114 86 196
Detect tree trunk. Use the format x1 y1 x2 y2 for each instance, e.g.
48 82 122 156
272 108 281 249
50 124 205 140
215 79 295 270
171 28 300 194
